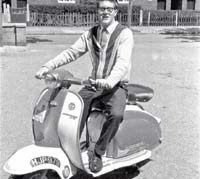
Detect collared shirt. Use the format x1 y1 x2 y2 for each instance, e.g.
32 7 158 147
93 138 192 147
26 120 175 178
98 21 118 45
43 21 134 88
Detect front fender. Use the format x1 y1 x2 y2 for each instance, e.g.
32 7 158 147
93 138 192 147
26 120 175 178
4 145 74 179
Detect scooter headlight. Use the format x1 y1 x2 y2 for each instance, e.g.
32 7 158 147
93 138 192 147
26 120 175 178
44 73 61 89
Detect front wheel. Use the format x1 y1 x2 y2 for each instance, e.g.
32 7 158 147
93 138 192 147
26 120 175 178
23 171 48 179
8 170 56 179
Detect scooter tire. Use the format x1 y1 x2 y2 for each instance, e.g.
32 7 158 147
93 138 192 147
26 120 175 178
8 171 49 179
8 175 23 179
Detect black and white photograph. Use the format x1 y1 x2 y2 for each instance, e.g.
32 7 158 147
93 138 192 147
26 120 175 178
0 0 200 179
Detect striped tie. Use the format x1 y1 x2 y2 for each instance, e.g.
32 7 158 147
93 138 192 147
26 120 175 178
100 28 108 48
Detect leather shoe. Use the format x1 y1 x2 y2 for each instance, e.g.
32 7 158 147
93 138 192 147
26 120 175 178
88 151 103 173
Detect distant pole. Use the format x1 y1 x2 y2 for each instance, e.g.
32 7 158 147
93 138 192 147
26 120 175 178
139 9 143 26
0 0 2 47
175 11 178 26
127 0 133 27
147 11 151 26
27 3 30 22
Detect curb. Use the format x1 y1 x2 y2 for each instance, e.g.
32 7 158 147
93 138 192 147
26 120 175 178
131 26 200 34
25 26 200 35
0 46 27 54
26 27 89 35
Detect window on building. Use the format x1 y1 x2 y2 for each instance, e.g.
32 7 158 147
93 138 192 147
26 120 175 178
187 0 195 10
2 0 11 6
171 0 182 10
157 0 166 10
58 0 76 3
17 0 27 8
118 0 129 4
2 0 11 12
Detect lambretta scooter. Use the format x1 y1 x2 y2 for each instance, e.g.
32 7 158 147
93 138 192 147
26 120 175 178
4 69 162 179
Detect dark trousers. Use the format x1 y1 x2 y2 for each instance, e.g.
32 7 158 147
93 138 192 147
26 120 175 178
78 85 126 156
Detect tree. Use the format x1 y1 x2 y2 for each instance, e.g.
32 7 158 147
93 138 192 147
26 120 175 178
127 0 133 27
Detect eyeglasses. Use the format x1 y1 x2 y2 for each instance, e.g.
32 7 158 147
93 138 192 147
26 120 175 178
98 7 116 13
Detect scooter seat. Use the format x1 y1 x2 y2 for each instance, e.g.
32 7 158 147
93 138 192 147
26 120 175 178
127 84 154 103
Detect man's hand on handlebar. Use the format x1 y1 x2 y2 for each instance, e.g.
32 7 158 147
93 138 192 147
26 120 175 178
35 67 50 79
96 79 111 90
84 78 111 91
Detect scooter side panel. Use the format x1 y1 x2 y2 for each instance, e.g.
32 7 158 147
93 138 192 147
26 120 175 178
58 91 85 171
112 105 161 157
3 145 73 179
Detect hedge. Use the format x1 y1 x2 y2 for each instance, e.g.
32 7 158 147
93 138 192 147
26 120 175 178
29 4 141 15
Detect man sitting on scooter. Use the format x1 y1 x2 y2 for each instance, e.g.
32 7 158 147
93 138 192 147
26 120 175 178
36 0 134 173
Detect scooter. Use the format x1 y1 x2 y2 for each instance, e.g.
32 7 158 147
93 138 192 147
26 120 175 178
4 69 162 179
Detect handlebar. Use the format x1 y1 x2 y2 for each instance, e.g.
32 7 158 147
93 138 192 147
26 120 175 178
36 69 97 90
63 77 97 90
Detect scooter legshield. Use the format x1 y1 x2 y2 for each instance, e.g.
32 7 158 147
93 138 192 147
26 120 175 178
3 144 73 179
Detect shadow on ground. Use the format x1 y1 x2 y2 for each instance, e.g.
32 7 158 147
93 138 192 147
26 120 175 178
160 27 200 42
27 37 53 44
71 166 140 179
163 34 200 42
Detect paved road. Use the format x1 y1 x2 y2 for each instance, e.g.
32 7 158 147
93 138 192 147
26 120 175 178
1 32 200 179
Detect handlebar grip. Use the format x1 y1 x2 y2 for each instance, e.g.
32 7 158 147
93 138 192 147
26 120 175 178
35 74 45 80
66 78 82 85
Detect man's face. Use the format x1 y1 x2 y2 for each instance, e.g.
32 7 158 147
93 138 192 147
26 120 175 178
97 1 118 28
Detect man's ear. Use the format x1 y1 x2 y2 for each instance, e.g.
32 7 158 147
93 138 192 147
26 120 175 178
114 9 118 17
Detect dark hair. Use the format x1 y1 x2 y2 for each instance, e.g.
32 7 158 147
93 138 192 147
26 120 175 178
96 0 119 8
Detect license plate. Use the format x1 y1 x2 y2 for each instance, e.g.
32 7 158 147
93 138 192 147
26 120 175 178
30 156 61 167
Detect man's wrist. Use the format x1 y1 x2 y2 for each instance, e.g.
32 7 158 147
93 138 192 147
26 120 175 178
106 77 118 89
41 66 51 71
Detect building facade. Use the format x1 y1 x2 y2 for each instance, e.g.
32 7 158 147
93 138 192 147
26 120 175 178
157 0 199 10
3 0 200 10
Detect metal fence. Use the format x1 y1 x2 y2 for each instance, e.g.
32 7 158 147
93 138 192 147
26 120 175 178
178 11 200 26
142 10 200 26
29 11 141 27
30 12 97 26
29 10 200 27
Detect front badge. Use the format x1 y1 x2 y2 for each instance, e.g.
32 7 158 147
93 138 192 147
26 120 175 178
68 103 75 110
